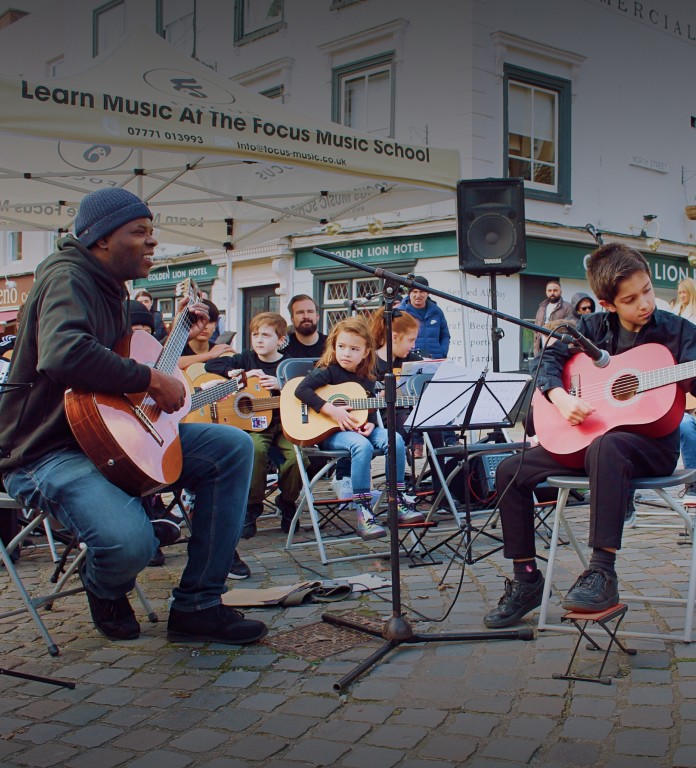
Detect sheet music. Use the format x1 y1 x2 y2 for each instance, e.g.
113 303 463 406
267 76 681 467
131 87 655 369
404 362 530 429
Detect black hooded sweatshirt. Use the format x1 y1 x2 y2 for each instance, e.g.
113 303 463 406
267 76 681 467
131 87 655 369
0 237 152 472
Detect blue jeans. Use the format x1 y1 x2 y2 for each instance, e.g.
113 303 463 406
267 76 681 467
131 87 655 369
3 423 253 612
681 413 696 469
321 427 405 495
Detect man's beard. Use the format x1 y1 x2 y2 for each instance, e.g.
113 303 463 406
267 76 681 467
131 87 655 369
547 295 560 304
296 321 318 337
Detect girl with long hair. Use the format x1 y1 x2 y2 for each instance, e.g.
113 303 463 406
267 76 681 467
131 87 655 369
294 316 422 540
676 277 696 323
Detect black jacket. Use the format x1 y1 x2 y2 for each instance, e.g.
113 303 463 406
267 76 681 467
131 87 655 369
0 237 152 471
205 350 285 393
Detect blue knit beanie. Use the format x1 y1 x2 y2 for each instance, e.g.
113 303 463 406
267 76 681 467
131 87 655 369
75 189 152 247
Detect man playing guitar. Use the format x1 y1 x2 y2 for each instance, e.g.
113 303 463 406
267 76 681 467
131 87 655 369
484 243 696 628
0 188 266 646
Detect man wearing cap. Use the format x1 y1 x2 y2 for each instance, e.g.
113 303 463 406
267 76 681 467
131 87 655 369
397 276 451 359
0 188 267 646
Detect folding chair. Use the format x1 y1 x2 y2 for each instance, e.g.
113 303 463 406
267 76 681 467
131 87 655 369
0 491 158 656
537 469 696 643
277 357 393 565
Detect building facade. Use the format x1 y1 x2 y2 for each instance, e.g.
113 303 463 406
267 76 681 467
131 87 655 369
1 0 695 368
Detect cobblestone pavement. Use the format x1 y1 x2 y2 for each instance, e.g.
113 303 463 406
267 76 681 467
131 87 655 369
2 474 696 767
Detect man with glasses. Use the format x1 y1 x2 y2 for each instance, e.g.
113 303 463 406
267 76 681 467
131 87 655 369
570 291 597 321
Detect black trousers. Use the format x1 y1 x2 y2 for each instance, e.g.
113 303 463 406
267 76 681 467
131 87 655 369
496 431 679 560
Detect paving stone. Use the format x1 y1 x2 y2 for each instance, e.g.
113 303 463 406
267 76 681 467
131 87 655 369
619 705 673 728
561 716 613 740
544 742 601 765
9 743 80 767
205 709 262 732
418 734 478 762
310 719 372 742
448 712 499 738
125 751 194 768
391 708 448 727
225 735 290 761
213 670 260 688
613 730 670 757
168 728 228 752
65 746 135 768
364 723 427 749
86 687 139 706
482 737 540 762
673 746 696 768
516 696 565 717
506 716 555 740
60 724 125 748
399 761 456 768
53 703 110 725
340 744 405 768
237 692 287 711
282 696 342 718
255 714 317 738
103 706 154 728
111 728 172 751
281 738 350 765
569 696 617 717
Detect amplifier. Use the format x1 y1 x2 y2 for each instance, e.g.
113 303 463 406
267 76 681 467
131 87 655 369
474 452 515 495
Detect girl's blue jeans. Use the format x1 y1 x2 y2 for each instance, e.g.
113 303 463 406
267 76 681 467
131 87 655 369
321 426 405 494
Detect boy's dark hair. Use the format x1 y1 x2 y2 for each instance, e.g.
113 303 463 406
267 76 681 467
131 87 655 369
586 242 650 303
287 294 317 314
202 298 219 323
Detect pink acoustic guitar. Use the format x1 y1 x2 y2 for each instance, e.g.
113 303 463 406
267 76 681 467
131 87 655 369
532 343 690 468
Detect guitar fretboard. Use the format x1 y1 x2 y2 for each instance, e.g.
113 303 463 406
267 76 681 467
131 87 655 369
639 360 696 392
331 396 417 409
190 376 242 410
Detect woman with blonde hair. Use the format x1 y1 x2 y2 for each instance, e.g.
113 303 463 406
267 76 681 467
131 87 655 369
676 278 696 323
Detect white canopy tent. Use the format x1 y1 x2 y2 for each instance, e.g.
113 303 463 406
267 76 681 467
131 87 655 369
0 26 459 251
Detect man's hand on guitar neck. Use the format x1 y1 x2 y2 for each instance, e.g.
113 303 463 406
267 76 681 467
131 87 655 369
175 296 211 342
547 387 595 427
148 368 187 413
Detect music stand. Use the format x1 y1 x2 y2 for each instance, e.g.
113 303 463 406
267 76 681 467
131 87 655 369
0 382 75 689
405 365 530 564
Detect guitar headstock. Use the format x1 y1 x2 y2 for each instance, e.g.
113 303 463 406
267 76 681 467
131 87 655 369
175 278 201 306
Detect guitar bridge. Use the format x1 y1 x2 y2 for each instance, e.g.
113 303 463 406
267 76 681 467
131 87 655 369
301 403 308 425
569 373 580 398
132 405 165 446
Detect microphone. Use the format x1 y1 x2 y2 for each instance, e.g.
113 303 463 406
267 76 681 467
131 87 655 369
561 325 610 368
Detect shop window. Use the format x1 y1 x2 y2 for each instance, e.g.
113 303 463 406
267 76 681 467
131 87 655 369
504 65 571 203
46 55 64 79
234 0 284 44
321 275 381 330
93 0 125 57
9 233 22 263
332 53 394 137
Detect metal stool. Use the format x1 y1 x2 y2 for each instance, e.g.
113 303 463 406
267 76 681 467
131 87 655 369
538 469 696 643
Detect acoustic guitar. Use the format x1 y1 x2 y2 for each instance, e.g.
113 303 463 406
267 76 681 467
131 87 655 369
64 280 245 496
532 343 691 468
184 374 279 431
280 377 417 446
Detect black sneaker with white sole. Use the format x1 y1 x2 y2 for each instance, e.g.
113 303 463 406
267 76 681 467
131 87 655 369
561 568 619 612
484 573 544 628
228 550 251 579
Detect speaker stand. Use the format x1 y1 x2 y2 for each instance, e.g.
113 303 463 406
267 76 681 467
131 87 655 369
489 273 504 373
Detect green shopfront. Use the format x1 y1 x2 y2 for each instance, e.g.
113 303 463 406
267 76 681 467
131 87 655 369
132 260 218 327
296 232 686 369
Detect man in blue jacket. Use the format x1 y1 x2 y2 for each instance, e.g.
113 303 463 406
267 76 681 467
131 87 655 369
397 276 451 359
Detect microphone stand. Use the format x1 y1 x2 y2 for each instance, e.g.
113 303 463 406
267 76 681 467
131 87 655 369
319 257 543 692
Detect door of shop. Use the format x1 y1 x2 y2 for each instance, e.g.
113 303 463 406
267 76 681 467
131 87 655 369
242 284 280 349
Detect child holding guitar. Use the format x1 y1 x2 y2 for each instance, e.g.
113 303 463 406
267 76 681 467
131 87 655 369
205 312 302 545
294 316 423 541
484 243 696 629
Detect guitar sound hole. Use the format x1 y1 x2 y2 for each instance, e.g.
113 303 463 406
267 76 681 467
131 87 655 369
237 395 253 415
612 373 639 402
329 397 348 407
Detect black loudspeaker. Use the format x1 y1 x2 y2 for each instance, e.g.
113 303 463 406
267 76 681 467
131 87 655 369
457 177 527 275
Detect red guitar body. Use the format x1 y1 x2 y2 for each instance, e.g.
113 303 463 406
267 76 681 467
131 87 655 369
65 330 190 496
532 344 686 468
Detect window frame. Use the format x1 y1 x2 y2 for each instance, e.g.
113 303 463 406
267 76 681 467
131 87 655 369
92 0 125 58
155 0 195 51
503 64 572 204
234 0 285 45
331 52 395 138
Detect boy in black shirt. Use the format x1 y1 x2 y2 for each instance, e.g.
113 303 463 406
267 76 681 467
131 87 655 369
206 312 301 539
